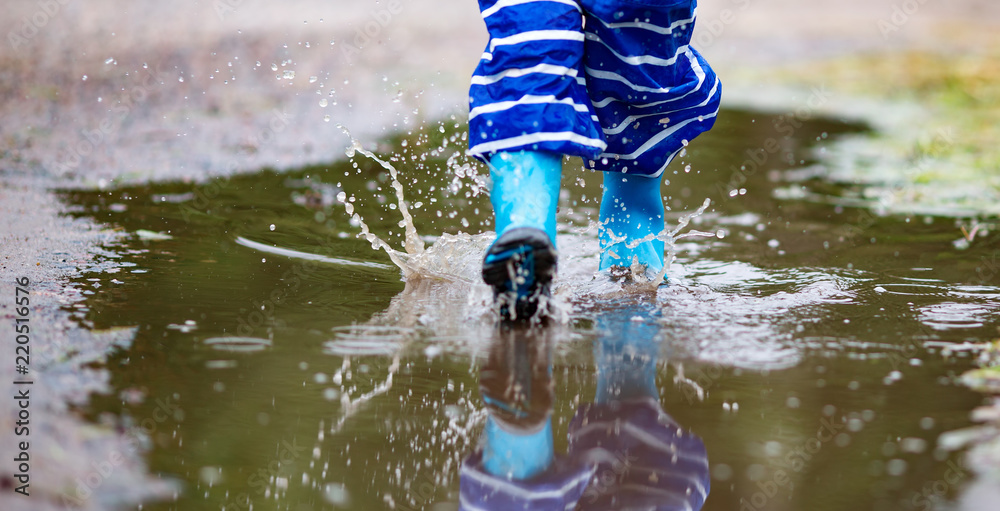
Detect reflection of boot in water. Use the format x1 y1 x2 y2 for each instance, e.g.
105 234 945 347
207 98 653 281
569 303 711 510
460 326 594 511
482 151 561 322
478 325 555 479
593 301 663 404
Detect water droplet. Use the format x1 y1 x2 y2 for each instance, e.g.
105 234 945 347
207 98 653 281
309 76 318 83
282 70 295 79
886 459 908 476
322 483 349 506
104 57 114 65
203 337 273 353
199 466 223 486
323 115 331 122
319 98 328 108
269 224 276 231
178 76 184 83
82 75 88 81
271 63 278 71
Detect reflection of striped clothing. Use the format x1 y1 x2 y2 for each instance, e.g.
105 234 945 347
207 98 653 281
568 399 710 510
459 450 595 511
468 0 721 178
458 399 709 511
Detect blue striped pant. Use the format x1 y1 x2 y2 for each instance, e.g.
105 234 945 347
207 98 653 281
468 0 721 178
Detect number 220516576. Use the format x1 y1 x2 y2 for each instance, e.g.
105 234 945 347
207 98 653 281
14 277 31 372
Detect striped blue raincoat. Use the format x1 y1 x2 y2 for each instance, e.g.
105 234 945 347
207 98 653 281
468 0 721 178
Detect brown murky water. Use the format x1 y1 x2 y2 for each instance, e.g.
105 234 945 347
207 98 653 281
60 108 998 511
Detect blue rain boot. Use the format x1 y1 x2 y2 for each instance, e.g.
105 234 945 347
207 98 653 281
482 151 562 321
598 172 666 276
482 415 554 480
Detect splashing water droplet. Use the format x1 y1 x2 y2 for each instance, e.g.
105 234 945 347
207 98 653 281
338 126 425 257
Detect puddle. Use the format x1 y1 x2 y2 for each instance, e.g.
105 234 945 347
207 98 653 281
60 109 1000 511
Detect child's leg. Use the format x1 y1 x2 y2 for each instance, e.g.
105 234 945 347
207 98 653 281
581 0 722 272
468 1 605 163
469 0 609 317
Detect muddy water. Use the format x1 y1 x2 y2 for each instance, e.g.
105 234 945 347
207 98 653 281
60 109 998 511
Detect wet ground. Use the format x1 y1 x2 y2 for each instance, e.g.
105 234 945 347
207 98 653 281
55 108 1000 511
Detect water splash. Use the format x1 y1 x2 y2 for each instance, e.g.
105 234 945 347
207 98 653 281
335 126 505 287
339 125 424 256
596 197 716 289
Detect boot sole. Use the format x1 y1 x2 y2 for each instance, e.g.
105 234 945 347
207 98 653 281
482 227 557 321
